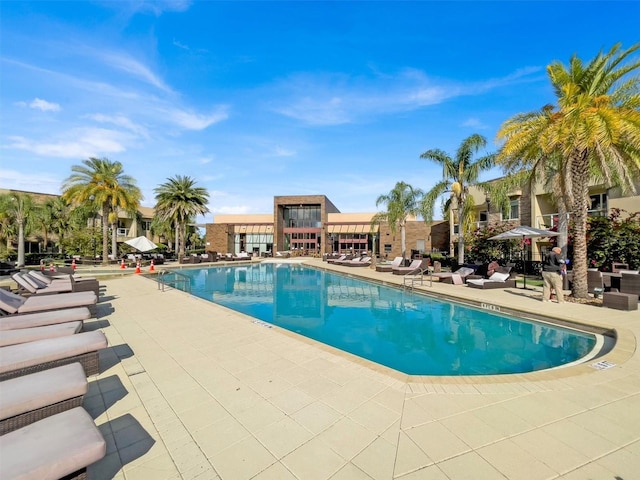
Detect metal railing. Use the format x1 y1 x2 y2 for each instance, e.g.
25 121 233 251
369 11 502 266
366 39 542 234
157 270 191 293
403 267 434 291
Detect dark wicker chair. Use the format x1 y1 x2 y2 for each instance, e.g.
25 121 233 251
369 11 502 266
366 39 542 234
620 272 640 298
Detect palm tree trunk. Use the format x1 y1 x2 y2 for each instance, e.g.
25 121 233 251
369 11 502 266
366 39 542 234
102 205 109 266
17 222 25 267
400 220 406 263
570 152 590 299
457 204 465 265
175 224 180 258
557 199 569 253
111 221 118 264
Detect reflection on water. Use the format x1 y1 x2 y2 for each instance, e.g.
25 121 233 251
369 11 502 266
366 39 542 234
168 264 597 375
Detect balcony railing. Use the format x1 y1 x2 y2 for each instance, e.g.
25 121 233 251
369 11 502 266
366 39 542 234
536 209 607 229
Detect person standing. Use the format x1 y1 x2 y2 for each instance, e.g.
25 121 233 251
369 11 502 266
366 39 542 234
542 246 566 303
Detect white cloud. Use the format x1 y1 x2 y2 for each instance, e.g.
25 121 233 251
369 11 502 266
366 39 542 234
173 39 189 50
99 51 173 93
6 127 131 158
0 169 62 195
272 66 542 126
85 113 149 138
461 118 489 129
30 98 61 111
167 107 229 130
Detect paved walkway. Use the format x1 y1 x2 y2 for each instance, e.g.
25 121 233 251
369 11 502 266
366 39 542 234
82 259 640 479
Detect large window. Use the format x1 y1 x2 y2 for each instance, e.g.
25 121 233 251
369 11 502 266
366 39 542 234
283 205 321 228
590 193 607 213
507 200 519 220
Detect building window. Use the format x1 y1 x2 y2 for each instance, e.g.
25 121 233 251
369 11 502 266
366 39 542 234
508 200 519 220
590 193 607 212
142 220 152 231
453 224 459 234
479 211 488 222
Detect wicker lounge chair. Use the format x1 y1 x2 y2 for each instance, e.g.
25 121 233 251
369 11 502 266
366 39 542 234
393 259 426 275
0 363 87 434
0 307 91 330
375 256 403 273
0 288 97 316
431 266 477 284
467 272 516 289
0 407 106 479
0 330 107 380
0 321 82 347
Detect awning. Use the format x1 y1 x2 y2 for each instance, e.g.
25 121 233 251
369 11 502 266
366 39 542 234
327 224 378 234
233 225 274 234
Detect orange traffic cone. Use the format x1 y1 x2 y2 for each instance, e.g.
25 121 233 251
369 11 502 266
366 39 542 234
49 263 55 272
120 258 126 269
135 260 141 274
40 260 45 271
71 259 77 271
149 259 155 272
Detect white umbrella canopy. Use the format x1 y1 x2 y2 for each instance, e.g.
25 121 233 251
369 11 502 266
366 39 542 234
489 226 560 241
124 236 158 252
489 226 559 289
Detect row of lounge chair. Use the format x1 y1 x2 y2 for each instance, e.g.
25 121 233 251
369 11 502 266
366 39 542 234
0 268 109 478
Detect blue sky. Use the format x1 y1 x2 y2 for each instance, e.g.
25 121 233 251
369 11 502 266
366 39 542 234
1 1 638 223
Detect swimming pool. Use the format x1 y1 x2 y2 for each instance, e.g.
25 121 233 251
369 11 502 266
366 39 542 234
163 263 597 376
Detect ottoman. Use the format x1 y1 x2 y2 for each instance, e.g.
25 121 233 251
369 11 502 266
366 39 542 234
603 291 638 311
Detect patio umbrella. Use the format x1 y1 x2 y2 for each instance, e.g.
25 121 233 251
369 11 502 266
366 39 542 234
124 236 158 252
489 226 559 289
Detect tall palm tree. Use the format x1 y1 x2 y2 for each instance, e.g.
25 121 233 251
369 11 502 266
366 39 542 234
62 157 142 265
420 134 495 264
372 181 423 263
497 43 640 298
154 175 210 258
1 193 35 267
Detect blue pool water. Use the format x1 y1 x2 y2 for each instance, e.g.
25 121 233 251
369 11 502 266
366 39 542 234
164 263 597 375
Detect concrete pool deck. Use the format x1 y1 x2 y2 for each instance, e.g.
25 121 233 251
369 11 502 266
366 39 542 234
75 258 639 479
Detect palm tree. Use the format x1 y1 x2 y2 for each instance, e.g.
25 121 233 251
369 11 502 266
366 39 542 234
373 181 423 263
154 175 210 258
420 134 495 264
497 43 640 298
1 193 35 267
62 157 142 265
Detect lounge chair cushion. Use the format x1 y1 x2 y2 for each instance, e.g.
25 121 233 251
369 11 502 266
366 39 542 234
0 363 87 421
0 330 107 375
0 288 96 314
0 321 83 347
0 307 91 331
488 272 510 282
0 407 106 479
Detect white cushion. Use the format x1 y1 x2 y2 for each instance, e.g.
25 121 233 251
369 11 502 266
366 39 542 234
455 267 475 276
489 272 510 282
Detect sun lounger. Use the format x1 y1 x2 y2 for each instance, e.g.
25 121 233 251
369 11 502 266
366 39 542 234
0 307 91 331
393 259 425 275
0 321 82 347
327 254 349 264
431 266 477 284
466 272 516 289
341 256 372 267
13 272 75 296
376 256 403 272
0 363 87 434
0 407 106 479
0 288 97 316
29 270 100 296
0 330 107 380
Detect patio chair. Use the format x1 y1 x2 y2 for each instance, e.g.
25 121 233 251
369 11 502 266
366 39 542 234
0 407 106 479
341 256 372 267
620 271 640 298
327 254 349 264
0 307 91 331
0 330 108 381
0 288 97 316
28 270 100 296
0 363 87 434
0 321 82 347
612 262 630 273
466 271 517 289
